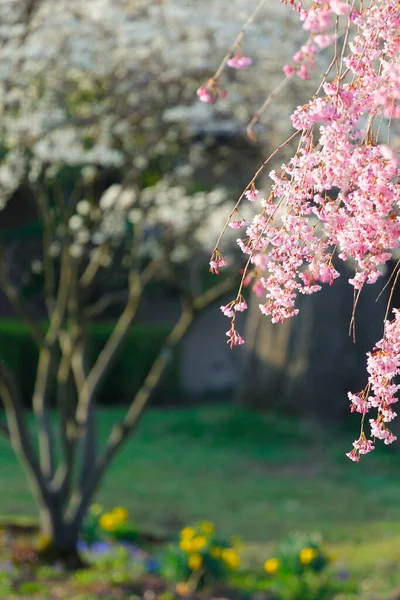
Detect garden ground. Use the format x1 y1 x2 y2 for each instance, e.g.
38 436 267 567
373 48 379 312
1 405 400 598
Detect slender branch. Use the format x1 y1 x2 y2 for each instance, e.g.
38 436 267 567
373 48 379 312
0 246 44 348
70 306 193 525
247 75 293 140
194 275 236 312
0 278 44 347
76 230 155 423
76 269 142 424
211 0 266 81
68 261 88 394
71 274 236 523
75 228 154 491
211 129 302 254
80 254 101 289
84 290 129 319
34 183 57 315
51 341 78 500
32 248 72 481
68 265 95 488
32 347 57 480
0 362 49 501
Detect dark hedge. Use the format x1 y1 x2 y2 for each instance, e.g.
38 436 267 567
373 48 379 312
0 320 180 406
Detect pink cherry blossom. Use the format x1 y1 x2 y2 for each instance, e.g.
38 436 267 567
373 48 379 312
196 80 227 105
206 0 400 458
209 249 228 274
196 86 215 104
283 63 295 77
329 0 351 16
229 216 249 229
346 434 375 462
226 326 244 348
234 298 248 312
348 392 369 415
220 304 235 317
227 54 253 69
244 187 259 201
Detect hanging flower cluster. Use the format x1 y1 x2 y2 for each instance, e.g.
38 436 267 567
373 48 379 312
203 0 400 457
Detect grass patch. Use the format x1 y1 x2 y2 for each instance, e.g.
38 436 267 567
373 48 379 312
1 405 400 596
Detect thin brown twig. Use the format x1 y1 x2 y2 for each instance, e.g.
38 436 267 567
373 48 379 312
247 76 293 140
384 264 400 322
211 0 267 82
349 286 363 342
211 129 301 254
376 258 400 303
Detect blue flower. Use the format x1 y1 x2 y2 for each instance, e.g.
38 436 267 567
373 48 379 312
77 540 89 553
146 557 160 574
90 541 114 555
337 569 349 580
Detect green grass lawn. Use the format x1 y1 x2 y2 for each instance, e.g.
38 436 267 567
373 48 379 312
2 405 400 596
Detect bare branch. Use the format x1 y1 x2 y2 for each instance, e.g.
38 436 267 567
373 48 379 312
33 249 72 481
84 290 129 319
80 257 101 289
72 274 236 522
32 347 57 480
76 270 142 420
0 277 44 348
76 224 153 418
0 246 44 347
194 275 236 312
0 362 48 501
102 275 236 458
34 183 58 315
51 346 78 499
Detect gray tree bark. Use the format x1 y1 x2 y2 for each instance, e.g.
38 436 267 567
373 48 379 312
236 262 390 421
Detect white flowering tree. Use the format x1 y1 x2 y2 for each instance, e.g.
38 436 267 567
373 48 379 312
0 0 275 563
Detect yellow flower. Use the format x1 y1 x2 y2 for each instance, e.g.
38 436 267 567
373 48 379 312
191 536 207 552
179 538 194 553
180 527 195 540
222 548 241 569
99 513 118 532
299 547 318 565
188 553 203 570
176 582 191 596
37 534 52 551
210 546 222 559
264 558 280 575
112 506 129 523
200 521 214 535
90 503 103 516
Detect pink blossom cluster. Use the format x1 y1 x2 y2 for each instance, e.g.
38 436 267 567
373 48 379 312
197 79 227 105
282 0 348 79
203 0 400 456
209 249 228 274
347 310 400 460
227 54 253 70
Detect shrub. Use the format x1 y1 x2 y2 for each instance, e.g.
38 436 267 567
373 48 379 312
260 533 357 600
82 504 138 546
271 533 330 577
159 521 242 591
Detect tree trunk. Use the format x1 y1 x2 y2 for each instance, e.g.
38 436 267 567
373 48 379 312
236 262 389 421
38 496 85 568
